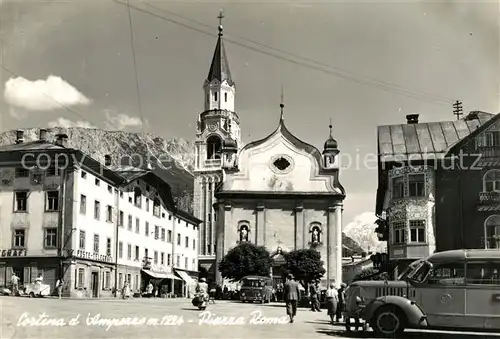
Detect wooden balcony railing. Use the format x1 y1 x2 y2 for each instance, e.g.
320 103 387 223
477 146 500 158
480 237 500 250
479 191 500 205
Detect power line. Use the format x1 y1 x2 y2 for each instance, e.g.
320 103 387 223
113 0 453 105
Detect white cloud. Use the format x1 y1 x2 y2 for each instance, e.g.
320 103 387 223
3 75 91 111
344 211 386 253
47 117 94 129
104 110 143 130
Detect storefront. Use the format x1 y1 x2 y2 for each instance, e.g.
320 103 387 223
0 249 61 295
175 269 198 298
141 268 181 297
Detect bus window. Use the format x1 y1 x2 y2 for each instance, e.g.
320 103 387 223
466 262 500 285
427 263 465 285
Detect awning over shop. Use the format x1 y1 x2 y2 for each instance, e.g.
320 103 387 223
176 270 197 286
141 269 181 280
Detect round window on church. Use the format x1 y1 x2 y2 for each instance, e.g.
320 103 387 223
270 154 294 174
273 158 290 171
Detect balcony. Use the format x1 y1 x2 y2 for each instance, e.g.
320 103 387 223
204 159 221 168
479 191 500 205
478 146 500 159
480 237 500 250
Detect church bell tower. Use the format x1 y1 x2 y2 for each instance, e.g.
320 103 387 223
194 11 241 270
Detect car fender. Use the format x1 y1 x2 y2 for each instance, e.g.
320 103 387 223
362 295 428 327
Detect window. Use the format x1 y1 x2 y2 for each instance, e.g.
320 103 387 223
119 211 124 227
427 263 465 285
93 234 99 253
94 201 100 219
145 222 150 237
134 187 142 208
106 237 112 256
107 185 112 194
161 228 165 241
154 226 159 240
80 195 86 215
128 215 132 231
118 241 123 258
408 174 425 197
206 135 222 160
154 251 158 264
466 262 500 285
177 233 181 245
193 239 196 250
392 176 404 199
135 246 139 261
224 92 227 102
118 273 123 288
145 199 149 212
167 254 171 266
104 271 111 289
14 191 28 212
153 199 161 217
145 248 149 261
79 230 85 250
15 168 29 178
134 275 139 291
13 229 25 248
44 191 59 211
135 218 140 234
392 221 406 244
95 178 100 186
106 205 113 222
213 91 217 101
185 236 189 248
409 220 426 243
185 257 188 269
77 268 85 288
44 228 57 248
129 197 132 203
81 171 87 179
168 214 172 220
167 230 172 243
161 252 165 265
192 259 196 271
176 255 180 267
485 215 500 249
127 244 132 260
485 131 500 147
484 170 500 192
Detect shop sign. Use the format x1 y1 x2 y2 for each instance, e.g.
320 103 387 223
69 250 113 263
1 249 27 257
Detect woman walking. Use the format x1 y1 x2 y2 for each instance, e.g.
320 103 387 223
325 282 339 324
336 283 347 322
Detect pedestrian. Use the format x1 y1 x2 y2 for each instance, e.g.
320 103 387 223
309 279 321 312
11 273 19 296
325 282 339 324
283 274 301 323
55 277 64 299
336 283 347 322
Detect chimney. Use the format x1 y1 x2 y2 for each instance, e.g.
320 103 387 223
15 130 24 144
406 114 419 124
104 155 112 166
54 133 68 147
39 129 47 142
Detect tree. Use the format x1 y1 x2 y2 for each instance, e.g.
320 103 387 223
284 249 326 288
218 243 273 282
352 267 387 282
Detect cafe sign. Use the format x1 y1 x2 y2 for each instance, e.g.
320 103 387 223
1 249 27 257
69 250 113 263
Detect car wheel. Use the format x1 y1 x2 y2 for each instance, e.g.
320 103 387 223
29 292 35 298
371 305 406 337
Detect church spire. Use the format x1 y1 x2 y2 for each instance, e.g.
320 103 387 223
280 86 284 121
206 10 233 85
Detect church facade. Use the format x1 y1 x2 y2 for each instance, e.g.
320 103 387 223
193 17 345 287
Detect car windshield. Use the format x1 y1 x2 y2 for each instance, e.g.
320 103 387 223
407 261 432 284
241 279 265 287
398 260 423 280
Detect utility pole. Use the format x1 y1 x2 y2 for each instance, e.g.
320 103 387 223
453 100 463 120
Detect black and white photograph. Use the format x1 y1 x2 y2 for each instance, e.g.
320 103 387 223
0 0 499 338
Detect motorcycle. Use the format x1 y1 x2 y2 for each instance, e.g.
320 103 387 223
192 292 208 310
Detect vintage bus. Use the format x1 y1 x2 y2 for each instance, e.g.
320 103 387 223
239 276 273 303
344 249 500 337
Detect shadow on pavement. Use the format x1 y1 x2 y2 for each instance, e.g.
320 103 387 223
316 328 500 338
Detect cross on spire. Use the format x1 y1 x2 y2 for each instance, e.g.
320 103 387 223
217 10 224 36
280 86 284 121
329 117 333 136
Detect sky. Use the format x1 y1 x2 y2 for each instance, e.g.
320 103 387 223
0 0 499 228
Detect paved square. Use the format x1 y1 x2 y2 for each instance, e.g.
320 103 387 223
1 296 499 338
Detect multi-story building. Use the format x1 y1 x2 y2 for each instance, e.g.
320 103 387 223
0 130 200 298
375 111 497 274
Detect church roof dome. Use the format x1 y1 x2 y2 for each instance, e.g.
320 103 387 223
324 136 338 151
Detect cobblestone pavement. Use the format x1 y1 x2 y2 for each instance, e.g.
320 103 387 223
1 296 500 339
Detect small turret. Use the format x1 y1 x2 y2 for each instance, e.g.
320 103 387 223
322 123 339 169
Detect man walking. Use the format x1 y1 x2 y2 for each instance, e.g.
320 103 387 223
309 280 321 312
284 274 301 323
11 273 19 296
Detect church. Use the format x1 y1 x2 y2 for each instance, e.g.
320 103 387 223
193 14 346 287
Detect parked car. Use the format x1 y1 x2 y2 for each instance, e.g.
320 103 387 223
0 286 11 296
23 283 51 298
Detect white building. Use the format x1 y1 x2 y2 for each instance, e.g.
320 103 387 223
0 130 200 298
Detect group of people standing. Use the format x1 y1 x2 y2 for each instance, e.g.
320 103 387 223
282 274 347 324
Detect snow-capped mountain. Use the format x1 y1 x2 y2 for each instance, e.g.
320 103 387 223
344 212 387 253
